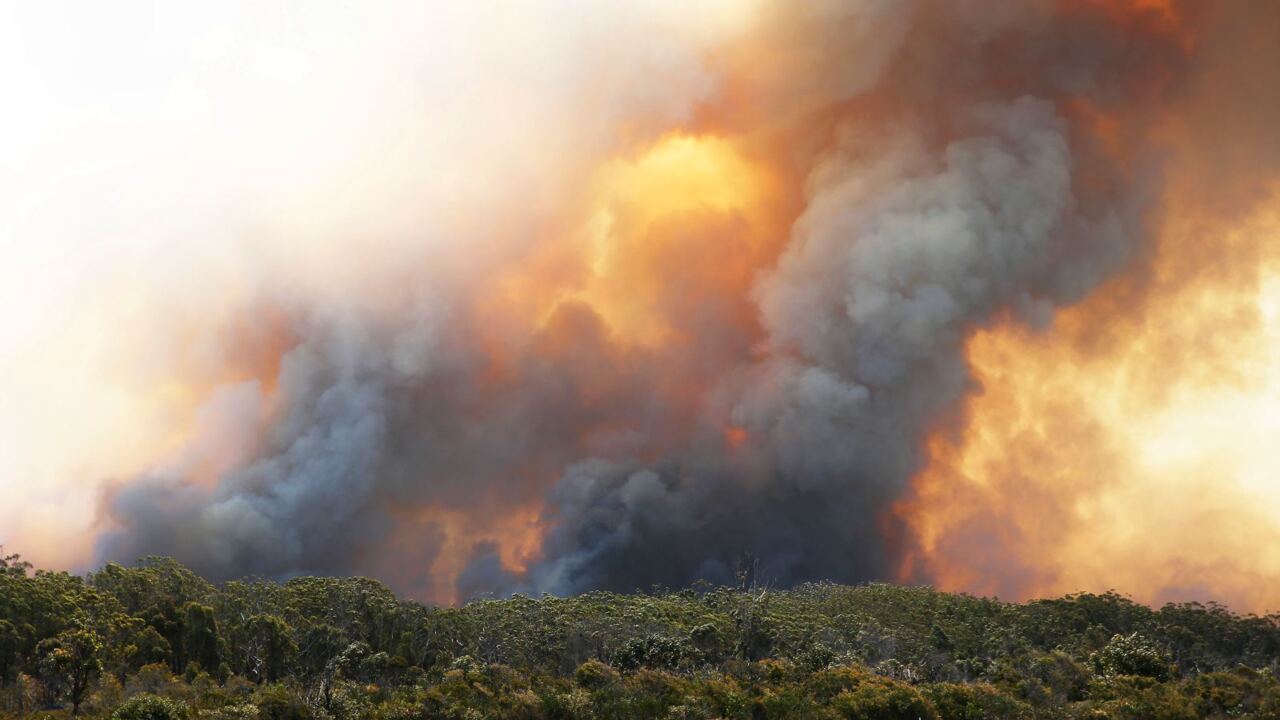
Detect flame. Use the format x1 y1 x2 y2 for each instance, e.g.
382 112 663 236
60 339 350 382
898 194 1280 613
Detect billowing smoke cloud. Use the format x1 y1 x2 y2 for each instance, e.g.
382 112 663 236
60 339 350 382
895 2 1280 614
522 0 1189 595
82 0 1224 602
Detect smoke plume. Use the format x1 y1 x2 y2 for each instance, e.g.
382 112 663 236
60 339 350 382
522 0 1190 596
95 0 1190 600
7 1 1276 607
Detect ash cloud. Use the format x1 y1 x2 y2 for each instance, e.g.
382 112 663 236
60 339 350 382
95 0 1210 601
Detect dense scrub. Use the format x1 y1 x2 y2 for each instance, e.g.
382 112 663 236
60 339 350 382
2 552 1279 718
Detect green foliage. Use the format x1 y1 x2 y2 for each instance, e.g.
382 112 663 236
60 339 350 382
243 616 296 684
2 555 1280 719
109 694 182 720
1092 633 1175 681
181 603 221 675
830 681 939 720
0 621 19 684
37 625 103 714
127 627 172 673
573 659 619 689
611 634 696 671
253 684 312 720
921 682 1031 720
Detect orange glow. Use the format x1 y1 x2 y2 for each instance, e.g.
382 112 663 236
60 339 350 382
568 133 775 346
480 132 778 350
898 195 1280 613
1059 0 1194 54
723 425 749 450
388 502 546 605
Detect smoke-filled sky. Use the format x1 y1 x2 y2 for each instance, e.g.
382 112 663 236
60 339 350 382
3 0 1279 611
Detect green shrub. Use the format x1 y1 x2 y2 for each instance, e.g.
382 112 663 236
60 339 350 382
923 682 1031 720
194 703 259 720
111 693 184 720
612 634 697 671
1091 634 1174 681
830 679 938 720
254 684 312 720
573 659 619 689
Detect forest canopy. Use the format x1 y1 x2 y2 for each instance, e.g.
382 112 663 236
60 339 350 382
1 551 1279 719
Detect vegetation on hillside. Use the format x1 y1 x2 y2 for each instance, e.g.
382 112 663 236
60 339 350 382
2 551 1279 719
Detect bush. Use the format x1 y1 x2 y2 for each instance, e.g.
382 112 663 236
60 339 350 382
254 684 313 720
923 682 1031 720
194 704 259 720
792 642 838 672
1092 634 1174 681
111 693 184 720
574 659 619 689
127 663 176 697
612 635 695 671
831 681 939 720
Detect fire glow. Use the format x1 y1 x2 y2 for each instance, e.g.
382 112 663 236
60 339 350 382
898 202 1280 614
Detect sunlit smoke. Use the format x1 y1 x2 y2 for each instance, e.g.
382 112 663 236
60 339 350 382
3 0 1279 611
895 1 1280 614
897 201 1280 614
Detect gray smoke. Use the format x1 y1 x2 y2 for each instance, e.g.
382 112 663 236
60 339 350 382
97 0 1196 600
524 99 1132 594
